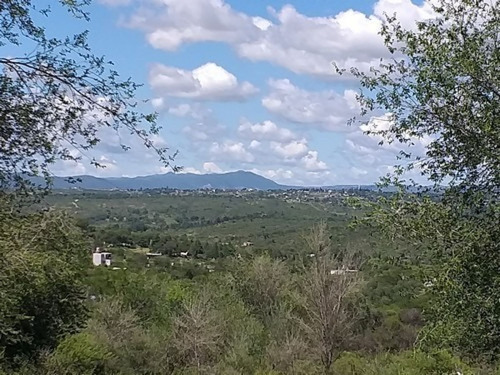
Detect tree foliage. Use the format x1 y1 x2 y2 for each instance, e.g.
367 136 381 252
346 0 500 360
342 0 499 191
0 202 88 368
0 0 177 191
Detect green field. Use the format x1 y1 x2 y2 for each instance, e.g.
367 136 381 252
43 189 378 260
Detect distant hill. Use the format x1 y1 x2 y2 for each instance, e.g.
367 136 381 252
28 171 395 191
43 171 285 190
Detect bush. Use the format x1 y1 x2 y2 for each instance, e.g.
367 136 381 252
332 350 474 375
45 333 112 375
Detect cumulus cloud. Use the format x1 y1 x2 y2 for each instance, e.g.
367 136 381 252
151 97 165 110
346 114 431 160
127 0 436 79
149 63 258 101
168 103 193 117
225 119 330 178
179 166 202 174
50 119 177 178
238 120 297 142
167 103 225 142
249 140 262 149
374 0 436 29
263 79 359 130
237 6 387 78
249 168 294 182
178 162 224 174
128 0 260 50
168 103 214 120
51 157 87 177
192 116 331 183
203 162 222 173
210 141 255 163
270 139 309 159
342 113 433 184
89 0 440 184
301 151 328 172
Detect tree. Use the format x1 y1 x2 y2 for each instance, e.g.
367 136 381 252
85 298 170 375
345 0 500 360
0 1 178 191
341 0 499 192
234 255 292 323
171 292 224 373
0 203 89 369
298 223 361 372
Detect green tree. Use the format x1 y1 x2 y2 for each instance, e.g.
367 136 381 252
0 0 177 191
345 0 499 360
233 255 292 323
0 203 89 369
342 0 499 192
44 332 112 375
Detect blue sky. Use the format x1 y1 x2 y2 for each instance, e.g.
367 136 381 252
45 0 434 185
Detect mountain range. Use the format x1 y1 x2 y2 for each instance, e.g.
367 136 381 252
45 171 284 190
37 171 379 191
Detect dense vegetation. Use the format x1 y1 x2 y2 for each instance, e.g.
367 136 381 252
0 189 494 374
0 191 459 374
0 0 498 374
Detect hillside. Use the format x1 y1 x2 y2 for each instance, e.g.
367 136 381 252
44 171 284 190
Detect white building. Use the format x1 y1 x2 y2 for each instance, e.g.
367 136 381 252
93 251 112 266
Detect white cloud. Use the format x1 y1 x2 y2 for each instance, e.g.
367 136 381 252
301 151 328 172
210 141 255 163
252 16 272 31
97 155 118 172
219 118 330 178
183 121 225 142
249 140 261 149
82 0 441 184
303 171 334 186
51 121 177 178
249 168 294 182
168 103 193 117
342 113 432 183
263 79 359 130
180 167 202 174
51 159 87 177
128 0 260 51
237 6 387 78
374 0 436 29
270 139 309 159
238 120 297 142
128 0 436 79
168 103 216 121
178 162 224 174
203 162 222 173
347 113 430 157
167 103 225 143
149 63 258 101
151 97 165 110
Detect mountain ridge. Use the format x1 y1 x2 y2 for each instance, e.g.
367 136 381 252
37 170 381 191
44 171 285 190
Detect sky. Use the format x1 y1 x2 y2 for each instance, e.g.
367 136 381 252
47 0 435 186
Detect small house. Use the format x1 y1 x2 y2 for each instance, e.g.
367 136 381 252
93 251 112 267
